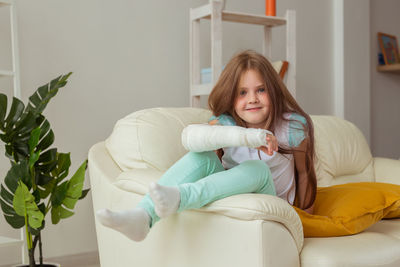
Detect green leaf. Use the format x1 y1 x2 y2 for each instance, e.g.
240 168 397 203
51 181 68 206
53 153 71 182
12 111 37 135
79 189 90 200
12 142 30 161
62 160 87 209
29 151 40 173
38 179 56 199
1 184 14 204
0 133 8 143
29 219 45 235
4 97 25 130
28 127 41 155
5 160 31 191
36 174 53 186
4 213 25 228
37 116 50 139
37 129 54 152
26 72 72 116
4 144 13 160
51 205 74 224
36 148 58 173
0 197 15 214
0 93 7 128
13 181 44 229
37 148 57 164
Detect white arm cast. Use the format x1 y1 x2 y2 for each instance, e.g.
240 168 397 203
181 124 272 152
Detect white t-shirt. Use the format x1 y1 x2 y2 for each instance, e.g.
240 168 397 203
211 113 307 204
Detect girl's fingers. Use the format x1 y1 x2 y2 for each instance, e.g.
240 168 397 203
266 135 278 152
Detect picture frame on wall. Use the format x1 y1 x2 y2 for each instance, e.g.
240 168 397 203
378 32 400 65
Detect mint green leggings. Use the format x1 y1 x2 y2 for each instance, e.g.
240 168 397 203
137 151 276 227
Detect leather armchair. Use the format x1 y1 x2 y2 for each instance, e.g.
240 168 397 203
89 107 400 267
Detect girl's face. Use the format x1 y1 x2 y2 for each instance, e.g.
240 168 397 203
234 69 270 128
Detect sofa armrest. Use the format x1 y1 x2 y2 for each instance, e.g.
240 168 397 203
200 193 304 252
374 157 400 185
111 168 304 252
113 168 163 195
89 142 122 183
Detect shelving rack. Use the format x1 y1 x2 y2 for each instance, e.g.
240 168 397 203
0 0 24 265
377 64 400 74
0 0 20 97
189 0 296 107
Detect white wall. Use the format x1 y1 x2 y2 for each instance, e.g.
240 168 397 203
342 0 371 144
0 0 359 264
370 0 400 159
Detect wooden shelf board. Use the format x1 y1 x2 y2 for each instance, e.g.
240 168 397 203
377 64 400 73
0 70 14 77
0 236 22 248
191 4 286 27
0 0 12 6
191 83 213 96
206 11 286 26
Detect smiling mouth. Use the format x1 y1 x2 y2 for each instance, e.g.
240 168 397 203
246 107 261 111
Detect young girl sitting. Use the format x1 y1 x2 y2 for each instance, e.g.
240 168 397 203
97 50 317 242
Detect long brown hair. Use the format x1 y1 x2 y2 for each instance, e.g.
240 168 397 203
208 50 316 210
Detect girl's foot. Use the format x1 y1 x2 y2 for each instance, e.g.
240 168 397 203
96 207 150 242
149 182 181 218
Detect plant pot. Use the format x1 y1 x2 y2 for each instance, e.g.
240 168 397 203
14 263 60 267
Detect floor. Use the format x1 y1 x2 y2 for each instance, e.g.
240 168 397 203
0 252 100 267
47 251 100 267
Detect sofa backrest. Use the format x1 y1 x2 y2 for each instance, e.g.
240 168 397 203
105 107 211 171
311 115 374 186
105 108 375 186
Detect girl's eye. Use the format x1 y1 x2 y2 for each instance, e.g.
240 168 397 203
258 88 265 93
239 90 246 96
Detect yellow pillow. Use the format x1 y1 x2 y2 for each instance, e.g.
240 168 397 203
293 182 400 237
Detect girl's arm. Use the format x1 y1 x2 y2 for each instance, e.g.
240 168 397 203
293 138 315 214
208 119 224 161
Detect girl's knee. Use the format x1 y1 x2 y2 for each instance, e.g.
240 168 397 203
239 160 273 186
240 160 271 174
182 151 222 171
186 151 219 161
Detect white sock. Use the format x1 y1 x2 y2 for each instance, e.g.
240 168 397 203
149 182 181 218
96 207 150 242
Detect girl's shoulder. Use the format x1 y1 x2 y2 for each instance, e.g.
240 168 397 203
208 113 236 126
283 112 307 124
279 113 308 147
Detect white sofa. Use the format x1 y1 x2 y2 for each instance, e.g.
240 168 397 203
89 107 400 267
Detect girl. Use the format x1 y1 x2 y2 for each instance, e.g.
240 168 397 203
97 50 317 242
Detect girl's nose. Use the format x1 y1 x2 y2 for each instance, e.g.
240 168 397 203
248 93 259 103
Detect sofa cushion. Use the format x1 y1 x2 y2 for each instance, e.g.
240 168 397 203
311 116 374 186
301 230 400 267
105 107 211 171
113 168 162 194
113 168 304 252
294 182 400 237
366 218 400 239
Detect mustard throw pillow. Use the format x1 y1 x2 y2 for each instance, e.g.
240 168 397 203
294 182 400 237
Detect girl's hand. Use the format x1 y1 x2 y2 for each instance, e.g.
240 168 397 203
208 119 219 125
257 134 278 156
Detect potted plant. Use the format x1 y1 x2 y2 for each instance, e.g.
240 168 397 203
0 73 89 267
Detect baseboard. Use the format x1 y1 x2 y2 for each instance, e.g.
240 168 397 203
0 251 100 267
47 251 100 266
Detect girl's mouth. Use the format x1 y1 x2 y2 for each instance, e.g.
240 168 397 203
246 107 261 111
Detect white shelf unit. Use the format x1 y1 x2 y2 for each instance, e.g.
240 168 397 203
0 0 25 264
189 0 296 107
0 0 21 98
0 235 23 248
